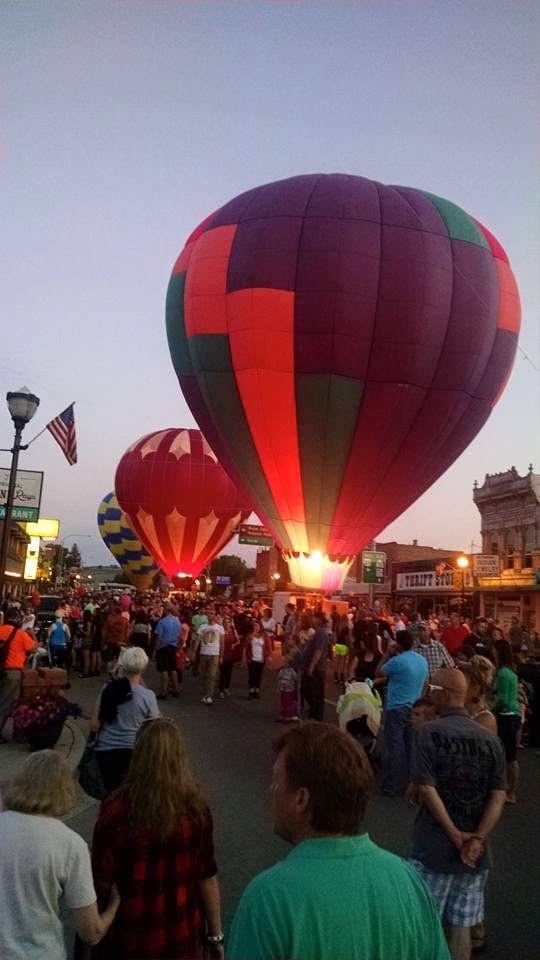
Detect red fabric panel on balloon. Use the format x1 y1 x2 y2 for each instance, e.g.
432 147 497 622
473 218 509 264
186 211 218 245
185 225 236 337
171 243 195 276
227 288 307 548
494 260 520 333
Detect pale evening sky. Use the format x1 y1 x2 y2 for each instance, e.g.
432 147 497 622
1 0 538 569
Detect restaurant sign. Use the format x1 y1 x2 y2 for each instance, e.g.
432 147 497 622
0 468 43 522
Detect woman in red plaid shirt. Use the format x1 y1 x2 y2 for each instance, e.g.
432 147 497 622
90 719 223 959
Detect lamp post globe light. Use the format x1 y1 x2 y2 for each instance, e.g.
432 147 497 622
456 555 470 611
54 533 91 588
0 387 40 592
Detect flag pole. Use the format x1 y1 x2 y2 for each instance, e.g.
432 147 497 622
24 402 76 448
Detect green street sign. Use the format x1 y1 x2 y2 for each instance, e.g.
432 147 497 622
237 523 274 547
361 550 386 584
0 505 40 521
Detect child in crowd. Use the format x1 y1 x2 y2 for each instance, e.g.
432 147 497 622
28 637 50 670
277 653 300 723
175 638 185 692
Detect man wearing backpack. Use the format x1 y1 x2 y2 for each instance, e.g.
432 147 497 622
0 607 36 742
47 615 71 669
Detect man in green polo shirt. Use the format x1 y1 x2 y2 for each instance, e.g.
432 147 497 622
227 722 449 960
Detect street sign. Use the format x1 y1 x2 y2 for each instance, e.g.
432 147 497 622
215 576 231 585
0 468 44 522
361 550 386 584
473 554 500 578
237 523 274 547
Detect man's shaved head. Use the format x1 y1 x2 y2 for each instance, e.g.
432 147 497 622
431 668 467 708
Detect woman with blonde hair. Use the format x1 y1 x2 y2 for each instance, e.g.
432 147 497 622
464 655 497 733
91 718 222 959
0 751 119 960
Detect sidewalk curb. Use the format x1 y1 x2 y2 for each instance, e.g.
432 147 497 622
0 716 89 797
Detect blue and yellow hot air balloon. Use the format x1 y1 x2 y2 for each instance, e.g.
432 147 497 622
97 492 159 590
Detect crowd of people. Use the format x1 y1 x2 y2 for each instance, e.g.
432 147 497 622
0 586 538 960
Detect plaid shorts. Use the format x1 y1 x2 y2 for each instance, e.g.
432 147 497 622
410 859 487 927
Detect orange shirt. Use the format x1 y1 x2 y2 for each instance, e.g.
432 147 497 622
104 614 129 646
0 624 35 669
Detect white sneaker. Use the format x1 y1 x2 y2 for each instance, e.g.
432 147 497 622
201 697 208 704
206 697 213 705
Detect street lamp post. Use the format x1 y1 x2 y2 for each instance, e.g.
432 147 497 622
0 387 40 593
55 534 91 588
456 555 469 613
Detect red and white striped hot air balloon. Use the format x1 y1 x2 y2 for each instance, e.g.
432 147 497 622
115 428 252 581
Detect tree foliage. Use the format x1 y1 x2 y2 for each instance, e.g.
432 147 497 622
113 571 132 584
209 554 249 589
65 543 82 570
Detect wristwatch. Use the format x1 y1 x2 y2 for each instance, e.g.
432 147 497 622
207 932 225 945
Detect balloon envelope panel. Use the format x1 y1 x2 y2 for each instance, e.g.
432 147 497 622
166 173 520 575
97 492 159 590
114 428 251 578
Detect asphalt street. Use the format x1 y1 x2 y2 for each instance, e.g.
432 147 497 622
52 661 540 959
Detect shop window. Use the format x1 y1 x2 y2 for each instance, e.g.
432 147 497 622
507 546 514 570
524 530 534 569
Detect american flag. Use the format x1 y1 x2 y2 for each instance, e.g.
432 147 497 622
46 404 78 465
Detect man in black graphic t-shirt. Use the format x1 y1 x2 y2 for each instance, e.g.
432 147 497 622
410 669 506 960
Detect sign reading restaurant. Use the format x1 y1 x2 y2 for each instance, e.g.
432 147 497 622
395 568 473 592
0 468 43 522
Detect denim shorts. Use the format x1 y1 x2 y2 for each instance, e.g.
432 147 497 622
410 858 487 927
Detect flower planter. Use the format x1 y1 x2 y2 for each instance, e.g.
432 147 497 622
26 719 65 751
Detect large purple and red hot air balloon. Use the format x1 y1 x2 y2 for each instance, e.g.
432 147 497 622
115 428 251 581
166 174 520 590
